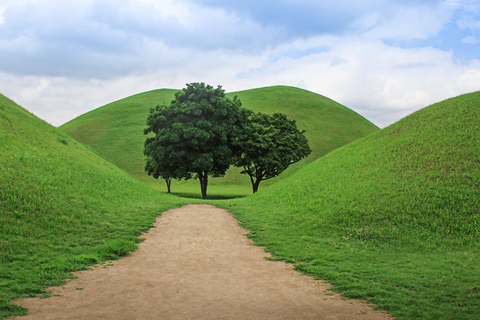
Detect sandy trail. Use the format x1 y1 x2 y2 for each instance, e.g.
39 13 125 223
14 204 392 319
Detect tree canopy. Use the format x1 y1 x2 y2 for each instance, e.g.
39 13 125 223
234 112 312 193
144 82 248 198
144 83 311 197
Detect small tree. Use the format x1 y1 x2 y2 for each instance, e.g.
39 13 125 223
144 82 248 198
143 134 188 193
234 112 311 193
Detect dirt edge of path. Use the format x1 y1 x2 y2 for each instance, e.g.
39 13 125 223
12 204 393 320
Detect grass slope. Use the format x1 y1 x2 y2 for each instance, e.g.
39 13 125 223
60 86 378 197
219 91 480 319
0 94 187 319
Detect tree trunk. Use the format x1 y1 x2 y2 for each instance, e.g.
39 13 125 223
198 171 208 199
245 166 260 194
165 177 172 193
246 168 263 193
252 179 261 193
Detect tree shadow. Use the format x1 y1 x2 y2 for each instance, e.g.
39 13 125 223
169 192 248 200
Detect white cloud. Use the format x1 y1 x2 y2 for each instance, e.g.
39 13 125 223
0 7 5 23
457 10 480 30
0 44 266 126
5 35 479 128
461 35 480 43
0 0 479 129
223 36 480 127
360 3 453 40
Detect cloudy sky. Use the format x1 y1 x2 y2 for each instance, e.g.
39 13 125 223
1 0 479 127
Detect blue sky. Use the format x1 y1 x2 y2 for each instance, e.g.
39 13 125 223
0 0 479 127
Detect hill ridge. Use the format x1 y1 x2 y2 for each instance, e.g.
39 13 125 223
61 85 379 197
219 90 480 319
0 94 185 318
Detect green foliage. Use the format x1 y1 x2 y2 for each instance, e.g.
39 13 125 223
0 94 187 319
219 91 480 319
144 83 249 198
2 90 480 319
95 239 139 260
61 89 179 184
234 112 312 193
61 86 378 196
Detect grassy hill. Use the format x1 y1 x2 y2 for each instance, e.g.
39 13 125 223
2 89 479 319
219 91 480 319
60 86 378 197
0 94 187 319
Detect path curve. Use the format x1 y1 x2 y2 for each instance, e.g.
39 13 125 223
15 204 392 319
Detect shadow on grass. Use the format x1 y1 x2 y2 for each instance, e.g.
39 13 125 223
168 192 248 200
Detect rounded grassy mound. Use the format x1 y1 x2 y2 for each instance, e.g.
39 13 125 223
0 94 185 318
60 86 379 197
222 91 480 319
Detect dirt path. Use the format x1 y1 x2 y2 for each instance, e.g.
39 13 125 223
14 204 392 319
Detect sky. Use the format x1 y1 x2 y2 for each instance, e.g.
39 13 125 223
0 0 479 128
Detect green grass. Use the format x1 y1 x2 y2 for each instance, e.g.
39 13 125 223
217 91 480 319
60 86 379 196
0 94 188 319
3 90 479 319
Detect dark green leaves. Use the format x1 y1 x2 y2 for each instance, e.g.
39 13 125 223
144 83 311 196
234 112 312 193
144 82 248 198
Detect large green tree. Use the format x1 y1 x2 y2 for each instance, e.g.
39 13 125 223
144 82 248 198
234 112 312 193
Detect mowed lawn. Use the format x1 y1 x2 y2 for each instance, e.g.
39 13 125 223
1 90 479 319
218 91 480 319
60 86 379 196
0 94 188 318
